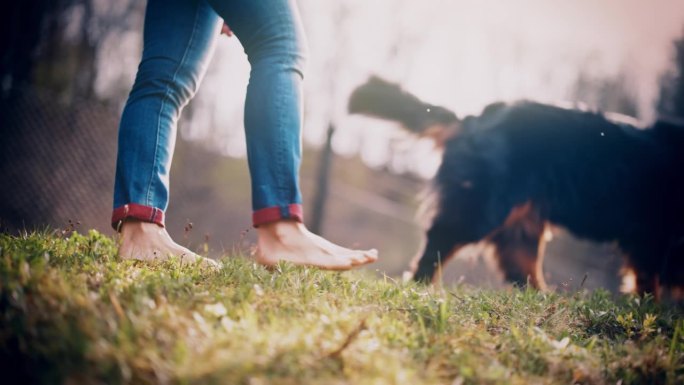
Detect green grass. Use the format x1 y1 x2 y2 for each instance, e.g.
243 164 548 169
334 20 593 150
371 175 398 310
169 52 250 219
1 230 683 385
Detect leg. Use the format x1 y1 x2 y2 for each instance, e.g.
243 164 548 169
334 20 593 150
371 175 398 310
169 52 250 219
411 195 502 283
621 241 668 297
660 239 684 300
112 0 221 266
411 176 511 282
489 203 548 290
623 258 661 297
208 0 377 269
633 267 660 297
411 221 469 283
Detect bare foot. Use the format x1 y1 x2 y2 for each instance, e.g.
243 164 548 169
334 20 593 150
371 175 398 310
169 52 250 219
255 220 378 270
118 220 219 268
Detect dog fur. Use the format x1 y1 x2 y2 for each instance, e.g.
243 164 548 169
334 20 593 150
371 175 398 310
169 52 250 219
349 76 684 296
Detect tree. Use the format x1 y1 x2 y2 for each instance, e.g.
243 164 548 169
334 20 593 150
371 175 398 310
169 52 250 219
657 29 684 119
1 1 60 97
570 70 639 117
1 0 143 102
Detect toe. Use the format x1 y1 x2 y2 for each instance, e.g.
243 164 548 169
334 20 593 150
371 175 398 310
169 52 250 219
329 257 355 270
347 251 370 266
314 252 355 270
350 249 378 266
365 248 379 262
201 257 220 269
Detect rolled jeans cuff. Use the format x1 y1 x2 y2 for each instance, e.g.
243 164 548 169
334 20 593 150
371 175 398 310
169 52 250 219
252 204 303 227
111 203 165 230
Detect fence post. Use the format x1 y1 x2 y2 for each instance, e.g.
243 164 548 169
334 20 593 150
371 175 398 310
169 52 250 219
309 122 335 234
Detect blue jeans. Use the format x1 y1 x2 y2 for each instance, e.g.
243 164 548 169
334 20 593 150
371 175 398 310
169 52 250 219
112 0 307 229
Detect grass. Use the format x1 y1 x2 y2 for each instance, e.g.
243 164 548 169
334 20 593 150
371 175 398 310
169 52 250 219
1 230 683 385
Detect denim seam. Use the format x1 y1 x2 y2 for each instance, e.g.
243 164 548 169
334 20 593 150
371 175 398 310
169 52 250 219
145 3 202 207
275 58 287 213
278 36 299 210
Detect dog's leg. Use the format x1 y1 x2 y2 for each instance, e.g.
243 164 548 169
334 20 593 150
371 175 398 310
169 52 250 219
410 184 512 283
655 239 684 301
490 203 548 290
634 269 660 298
411 205 500 283
411 222 465 283
622 245 666 298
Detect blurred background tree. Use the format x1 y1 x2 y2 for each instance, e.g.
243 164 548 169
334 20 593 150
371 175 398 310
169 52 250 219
657 29 684 119
570 70 639 117
2 1 144 102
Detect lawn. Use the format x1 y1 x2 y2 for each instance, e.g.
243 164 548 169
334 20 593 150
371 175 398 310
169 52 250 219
1 230 682 384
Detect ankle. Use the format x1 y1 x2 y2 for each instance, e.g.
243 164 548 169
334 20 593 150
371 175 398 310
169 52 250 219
120 219 164 237
256 220 305 240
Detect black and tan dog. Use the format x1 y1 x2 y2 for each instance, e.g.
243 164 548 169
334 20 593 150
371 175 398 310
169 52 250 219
349 76 684 296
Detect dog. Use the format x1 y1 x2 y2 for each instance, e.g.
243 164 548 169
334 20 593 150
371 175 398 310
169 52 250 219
349 76 684 297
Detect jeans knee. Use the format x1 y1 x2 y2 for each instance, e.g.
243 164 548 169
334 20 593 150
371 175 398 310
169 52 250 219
129 56 201 109
246 31 308 79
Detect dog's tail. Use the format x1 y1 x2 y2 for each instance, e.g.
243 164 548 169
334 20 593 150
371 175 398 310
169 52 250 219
348 76 459 134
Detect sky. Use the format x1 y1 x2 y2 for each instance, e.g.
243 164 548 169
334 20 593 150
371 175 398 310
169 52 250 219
100 0 684 178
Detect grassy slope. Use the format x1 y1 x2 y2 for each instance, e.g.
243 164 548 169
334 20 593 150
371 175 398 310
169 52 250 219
1 231 683 385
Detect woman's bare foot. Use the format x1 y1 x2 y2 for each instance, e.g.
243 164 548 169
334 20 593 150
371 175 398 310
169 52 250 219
255 220 378 270
118 220 218 268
